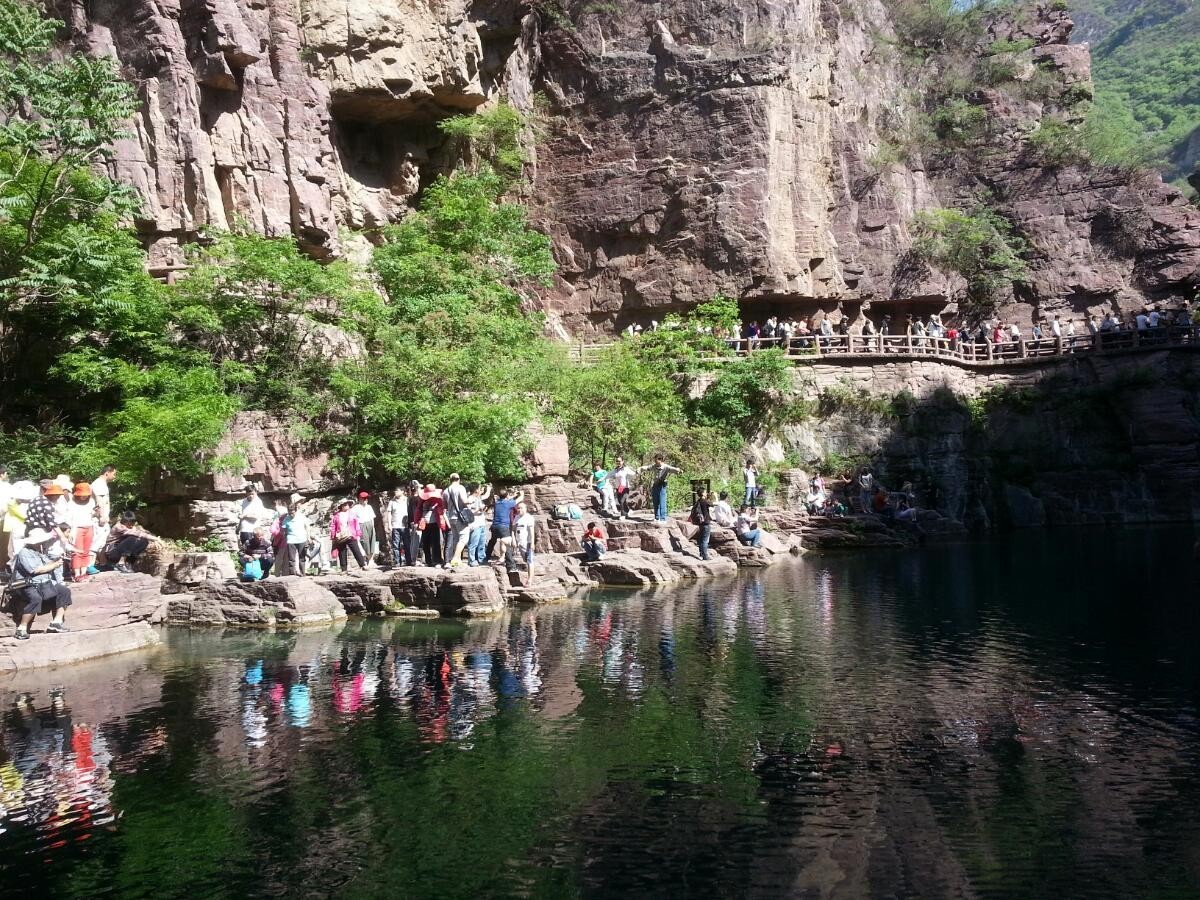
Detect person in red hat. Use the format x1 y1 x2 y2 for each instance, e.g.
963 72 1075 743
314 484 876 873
65 482 97 581
416 484 447 566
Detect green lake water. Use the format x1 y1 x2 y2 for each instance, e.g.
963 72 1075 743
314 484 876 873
1 527 1199 898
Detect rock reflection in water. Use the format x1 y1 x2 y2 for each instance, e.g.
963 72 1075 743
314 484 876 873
0 527 1198 898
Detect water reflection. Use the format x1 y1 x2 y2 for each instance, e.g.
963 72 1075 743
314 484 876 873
0 527 1197 898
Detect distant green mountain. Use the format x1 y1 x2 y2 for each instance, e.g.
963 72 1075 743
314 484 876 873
1070 0 1200 186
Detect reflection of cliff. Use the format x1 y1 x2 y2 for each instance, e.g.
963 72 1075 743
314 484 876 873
1 551 1198 894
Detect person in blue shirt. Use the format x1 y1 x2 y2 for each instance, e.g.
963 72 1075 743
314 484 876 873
486 487 522 561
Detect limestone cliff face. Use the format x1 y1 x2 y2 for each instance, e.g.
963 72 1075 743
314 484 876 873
58 0 1199 332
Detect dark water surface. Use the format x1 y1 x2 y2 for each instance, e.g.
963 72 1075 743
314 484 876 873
2 528 1199 899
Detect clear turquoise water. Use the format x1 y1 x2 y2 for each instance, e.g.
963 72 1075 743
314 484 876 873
1 527 1198 898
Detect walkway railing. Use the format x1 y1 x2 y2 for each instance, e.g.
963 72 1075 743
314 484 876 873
569 325 1200 366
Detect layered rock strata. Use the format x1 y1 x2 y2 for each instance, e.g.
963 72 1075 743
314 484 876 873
55 0 1198 334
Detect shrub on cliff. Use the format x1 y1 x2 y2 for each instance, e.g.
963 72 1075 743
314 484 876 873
911 205 1029 317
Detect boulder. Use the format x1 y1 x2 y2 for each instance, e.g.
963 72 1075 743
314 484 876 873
0 623 160 675
584 550 682 586
663 553 739 579
537 518 585 554
240 577 348 625
66 573 165 631
164 552 238 593
508 583 573 604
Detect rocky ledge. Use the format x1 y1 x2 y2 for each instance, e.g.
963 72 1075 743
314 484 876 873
0 573 165 676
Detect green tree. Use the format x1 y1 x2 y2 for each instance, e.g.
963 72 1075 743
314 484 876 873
911 205 1029 318
693 350 807 439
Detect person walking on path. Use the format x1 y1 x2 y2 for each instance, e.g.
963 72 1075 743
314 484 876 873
385 487 408 567
238 485 267 551
610 457 636 519
441 474 471 568
639 456 681 522
742 461 759 508
11 528 72 639
90 465 117 524
352 492 378 567
691 492 714 561
330 499 367 572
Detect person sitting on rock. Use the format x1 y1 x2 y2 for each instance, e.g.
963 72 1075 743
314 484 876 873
712 491 735 528
734 506 762 548
10 527 72 640
871 486 893 518
240 527 274 580
580 521 607 562
102 511 155 573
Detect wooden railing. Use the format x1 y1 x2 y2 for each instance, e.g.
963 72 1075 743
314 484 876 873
568 325 1200 366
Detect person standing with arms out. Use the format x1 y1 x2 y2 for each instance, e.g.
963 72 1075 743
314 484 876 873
691 492 714 561
591 463 618 517
90 465 116 524
238 485 267 551
639 455 682 522
441 474 471 568
742 460 759 508
610 457 636 519
385 487 408 567
352 491 378 567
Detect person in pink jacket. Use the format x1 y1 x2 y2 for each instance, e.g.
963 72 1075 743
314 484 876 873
330 498 367 571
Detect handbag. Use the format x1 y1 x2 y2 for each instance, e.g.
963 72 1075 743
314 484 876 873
456 506 476 527
242 558 263 581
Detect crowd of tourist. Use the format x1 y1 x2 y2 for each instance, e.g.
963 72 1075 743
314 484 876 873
0 466 158 640
715 305 1199 354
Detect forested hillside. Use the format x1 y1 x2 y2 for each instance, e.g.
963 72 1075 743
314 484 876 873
1071 0 1200 188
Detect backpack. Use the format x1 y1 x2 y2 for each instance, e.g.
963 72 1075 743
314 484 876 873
567 503 583 520
552 504 572 521
689 502 704 526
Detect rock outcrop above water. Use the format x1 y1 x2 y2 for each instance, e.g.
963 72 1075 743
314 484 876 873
54 0 1198 334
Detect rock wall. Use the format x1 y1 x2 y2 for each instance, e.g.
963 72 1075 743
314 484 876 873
771 347 1200 529
56 0 1199 334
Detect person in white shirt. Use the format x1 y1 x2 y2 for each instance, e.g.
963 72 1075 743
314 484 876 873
352 492 378 566
610 456 637 519
742 461 758 508
441 474 471 567
90 465 117 523
238 485 267 550
385 487 408 567
464 483 492 566
1149 309 1161 328
1008 322 1021 341
1136 311 1149 331
712 491 735 527
1051 316 1062 339
0 464 11 570
511 502 537 575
